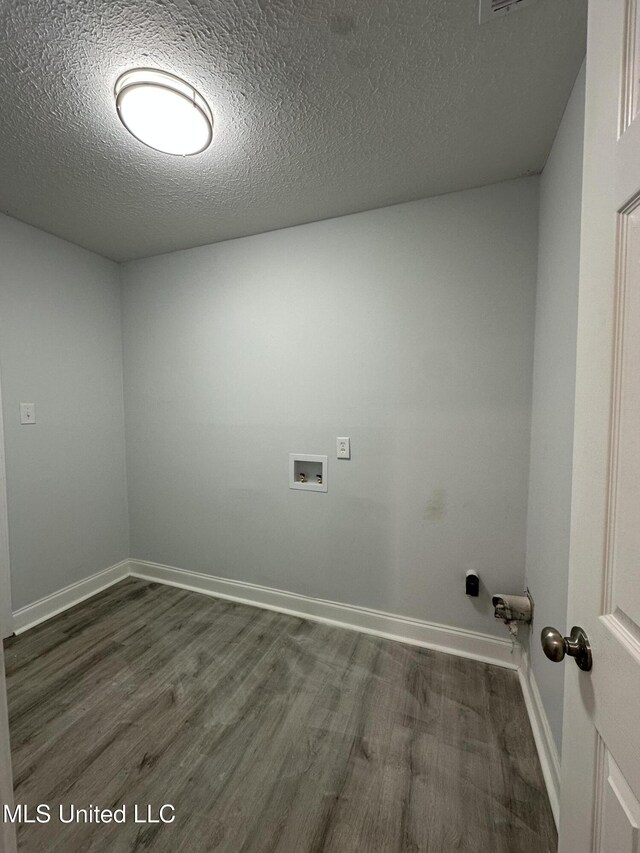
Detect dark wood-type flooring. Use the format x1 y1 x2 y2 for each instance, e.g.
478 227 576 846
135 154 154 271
4 578 557 852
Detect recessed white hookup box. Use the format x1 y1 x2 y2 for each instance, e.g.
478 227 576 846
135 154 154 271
289 453 328 492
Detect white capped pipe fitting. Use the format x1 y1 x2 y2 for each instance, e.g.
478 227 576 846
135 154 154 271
491 593 533 624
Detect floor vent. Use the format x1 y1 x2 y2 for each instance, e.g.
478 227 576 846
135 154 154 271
479 0 539 24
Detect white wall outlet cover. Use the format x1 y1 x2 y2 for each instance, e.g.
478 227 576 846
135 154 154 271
336 437 350 459
19 403 36 425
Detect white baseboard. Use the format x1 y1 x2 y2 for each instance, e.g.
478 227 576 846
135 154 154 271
10 557 519 670
127 559 520 670
12 560 129 634
518 651 561 827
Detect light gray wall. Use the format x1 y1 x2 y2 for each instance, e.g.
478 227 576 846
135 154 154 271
122 177 538 636
525 64 586 755
0 214 129 611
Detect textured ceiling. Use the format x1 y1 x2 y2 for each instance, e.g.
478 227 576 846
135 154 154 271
0 0 586 262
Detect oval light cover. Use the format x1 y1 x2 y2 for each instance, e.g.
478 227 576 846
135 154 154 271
115 68 213 156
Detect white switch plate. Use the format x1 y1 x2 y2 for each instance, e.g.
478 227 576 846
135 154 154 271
20 403 36 425
336 437 350 459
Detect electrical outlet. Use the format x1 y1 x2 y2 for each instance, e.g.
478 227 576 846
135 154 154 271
336 437 350 459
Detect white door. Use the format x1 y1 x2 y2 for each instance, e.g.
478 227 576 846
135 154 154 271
0 382 15 848
558 0 640 850
0 642 16 853
0 377 12 639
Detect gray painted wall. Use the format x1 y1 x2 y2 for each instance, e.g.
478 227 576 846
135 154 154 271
524 65 586 755
0 214 129 611
121 178 539 636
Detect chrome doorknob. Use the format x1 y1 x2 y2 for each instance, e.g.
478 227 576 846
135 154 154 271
541 626 592 672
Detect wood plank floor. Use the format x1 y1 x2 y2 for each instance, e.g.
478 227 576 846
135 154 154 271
3 578 557 852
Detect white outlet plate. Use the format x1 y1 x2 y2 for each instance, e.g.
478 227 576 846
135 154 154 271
20 403 36 425
336 437 350 459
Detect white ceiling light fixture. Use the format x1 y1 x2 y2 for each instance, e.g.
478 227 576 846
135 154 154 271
115 68 213 156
